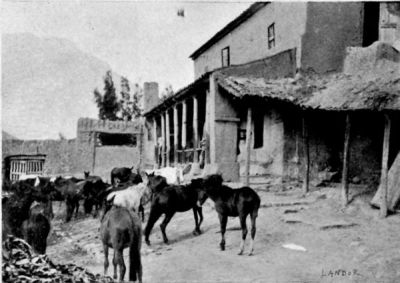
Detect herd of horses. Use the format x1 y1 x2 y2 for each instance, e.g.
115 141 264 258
2 166 261 283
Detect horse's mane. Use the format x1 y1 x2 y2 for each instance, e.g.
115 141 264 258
204 174 223 188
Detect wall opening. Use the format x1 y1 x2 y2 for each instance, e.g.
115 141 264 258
362 2 380 47
253 106 264 149
97 133 137 147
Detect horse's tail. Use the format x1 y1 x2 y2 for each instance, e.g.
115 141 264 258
129 224 142 282
252 192 261 218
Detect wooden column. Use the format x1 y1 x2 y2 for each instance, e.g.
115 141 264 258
193 96 199 163
173 106 179 165
166 110 171 167
302 115 310 194
153 118 158 168
182 101 187 163
245 107 252 186
161 113 166 167
380 114 391 218
341 114 351 207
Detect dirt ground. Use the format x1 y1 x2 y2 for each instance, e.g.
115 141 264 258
46 183 400 283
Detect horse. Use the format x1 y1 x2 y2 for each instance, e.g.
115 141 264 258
110 167 142 186
2 181 50 239
22 201 51 254
52 177 85 222
100 206 142 282
144 174 204 246
198 174 261 256
82 172 107 216
105 172 152 222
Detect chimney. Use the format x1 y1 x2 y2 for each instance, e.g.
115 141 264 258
143 82 160 114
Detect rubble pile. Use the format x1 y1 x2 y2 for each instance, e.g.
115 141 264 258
2 236 114 283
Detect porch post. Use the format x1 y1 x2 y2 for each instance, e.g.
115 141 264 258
166 110 171 167
302 114 310 194
193 96 199 163
341 113 351 207
182 101 187 163
380 113 391 218
153 118 158 168
245 106 252 186
161 113 166 167
173 105 179 165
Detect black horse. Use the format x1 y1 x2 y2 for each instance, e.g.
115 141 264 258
144 174 204 245
82 172 107 216
110 167 142 186
53 177 85 222
198 174 260 255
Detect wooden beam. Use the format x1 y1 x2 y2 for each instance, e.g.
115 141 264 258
193 96 199 163
380 114 391 218
245 107 252 186
341 114 351 207
182 101 187 163
161 113 166 167
302 115 310 194
166 111 171 167
153 118 158 168
173 106 179 165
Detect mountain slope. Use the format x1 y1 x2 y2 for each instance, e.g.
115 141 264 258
2 33 120 139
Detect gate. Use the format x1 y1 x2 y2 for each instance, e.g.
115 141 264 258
6 154 46 181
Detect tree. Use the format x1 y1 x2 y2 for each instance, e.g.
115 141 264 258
93 71 120 121
119 77 143 121
160 84 174 100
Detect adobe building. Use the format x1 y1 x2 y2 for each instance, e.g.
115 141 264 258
143 0 400 195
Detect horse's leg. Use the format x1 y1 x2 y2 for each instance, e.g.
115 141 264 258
139 204 144 222
117 249 126 281
192 208 200 235
144 206 162 246
218 213 228 251
249 210 257 256
74 199 79 218
103 243 109 276
238 213 248 255
198 206 203 229
112 250 118 280
65 200 73 222
160 211 175 244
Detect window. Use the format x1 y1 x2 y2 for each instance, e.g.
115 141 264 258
268 23 275 49
221 46 230 67
96 133 137 147
253 111 264 149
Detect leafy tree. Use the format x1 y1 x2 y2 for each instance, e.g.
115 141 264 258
119 78 143 121
93 71 120 121
160 84 174 100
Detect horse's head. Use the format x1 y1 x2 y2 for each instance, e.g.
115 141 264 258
84 171 90 178
148 174 167 193
203 174 223 189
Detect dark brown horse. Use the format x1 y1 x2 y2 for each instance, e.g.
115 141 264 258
144 174 204 246
110 167 142 186
198 174 261 255
100 206 142 282
2 181 51 240
53 177 85 222
22 201 51 254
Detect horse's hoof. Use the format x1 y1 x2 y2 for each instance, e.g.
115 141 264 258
238 250 244 255
248 252 254 256
145 240 151 246
220 245 225 251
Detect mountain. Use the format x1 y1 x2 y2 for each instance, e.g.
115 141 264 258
2 33 121 140
2 130 20 141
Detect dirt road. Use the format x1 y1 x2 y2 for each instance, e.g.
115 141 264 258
47 185 400 283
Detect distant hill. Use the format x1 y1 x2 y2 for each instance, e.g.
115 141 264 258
2 33 121 140
2 131 20 141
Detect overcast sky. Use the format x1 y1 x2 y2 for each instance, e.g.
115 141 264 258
2 0 250 91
